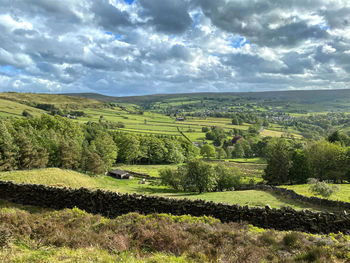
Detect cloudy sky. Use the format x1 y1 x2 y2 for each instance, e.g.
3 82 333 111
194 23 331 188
0 0 350 96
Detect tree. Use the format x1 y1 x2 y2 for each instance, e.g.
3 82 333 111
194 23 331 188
214 164 241 191
289 149 312 184
15 130 48 169
232 116 239 125
159 167 185 190
200 144 216 159
263 139 291 185
306 140 348 182
81 146 105 174
140 136 166 164
115 133 140 164
184 159 215 193
164 139 185 164
90 131 118 171
216 147 227 159
231 143 245 158
58 139 81 169
0 121 18 171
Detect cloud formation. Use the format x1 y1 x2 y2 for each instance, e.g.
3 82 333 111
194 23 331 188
0 0 349 95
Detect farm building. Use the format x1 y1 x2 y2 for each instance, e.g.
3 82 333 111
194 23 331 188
107 169 132 179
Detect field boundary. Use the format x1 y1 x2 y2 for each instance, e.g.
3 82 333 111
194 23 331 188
247 185 350 210
0 180 349 234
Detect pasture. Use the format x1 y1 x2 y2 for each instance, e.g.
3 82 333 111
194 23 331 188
0 168 327 211
282 184 350 203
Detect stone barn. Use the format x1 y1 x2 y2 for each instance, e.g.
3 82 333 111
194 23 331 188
107 169 132 179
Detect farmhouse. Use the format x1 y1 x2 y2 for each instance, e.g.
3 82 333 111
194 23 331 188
107 169 132 179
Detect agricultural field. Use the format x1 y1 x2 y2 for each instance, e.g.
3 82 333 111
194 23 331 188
0 98 46 118
0 92 103 109
0 168 331 211
281 184 350 203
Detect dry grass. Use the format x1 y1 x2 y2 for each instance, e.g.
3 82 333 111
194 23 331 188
0 203 349 262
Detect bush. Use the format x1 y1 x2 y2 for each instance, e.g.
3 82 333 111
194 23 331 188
308 178 340 198
282 232 301 249
214 164 241 191
202 127 209 132
159 168 184 190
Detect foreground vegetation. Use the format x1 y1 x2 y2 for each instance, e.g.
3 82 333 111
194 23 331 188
0 201 349 263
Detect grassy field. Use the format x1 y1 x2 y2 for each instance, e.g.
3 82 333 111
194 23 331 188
0 98 46 117
0 92 103 109
0 168 330 211
281 184 350 203
0 92 303 142
117 164 179 177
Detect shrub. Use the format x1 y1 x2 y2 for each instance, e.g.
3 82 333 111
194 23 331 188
282 232 301 249
308 178 340 198
159 168 185 190
258 231 277 246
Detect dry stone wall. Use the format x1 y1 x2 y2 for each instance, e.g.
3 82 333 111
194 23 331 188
0 180 349 234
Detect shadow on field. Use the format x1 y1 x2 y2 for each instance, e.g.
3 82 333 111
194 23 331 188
135 186 200 197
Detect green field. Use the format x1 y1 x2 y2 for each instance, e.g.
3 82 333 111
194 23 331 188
0 98 46 117
281 184 350 203
0 168 330 211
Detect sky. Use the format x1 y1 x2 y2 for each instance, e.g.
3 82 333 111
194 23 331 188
0 0 350 96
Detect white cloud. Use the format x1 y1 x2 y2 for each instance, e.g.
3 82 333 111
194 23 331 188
0 0 349 95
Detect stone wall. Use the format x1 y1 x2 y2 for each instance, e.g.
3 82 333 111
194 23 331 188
252 185 350 210
0 180 349 234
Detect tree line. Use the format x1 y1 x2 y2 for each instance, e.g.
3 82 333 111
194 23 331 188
0 115 197 174
263 131 350 185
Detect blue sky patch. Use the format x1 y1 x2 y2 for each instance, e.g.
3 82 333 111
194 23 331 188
124 0 135 5
105 31 123 40
231 37 250 48
0 65 22 76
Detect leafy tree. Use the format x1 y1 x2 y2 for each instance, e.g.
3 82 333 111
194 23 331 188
90 131 118 171
231 143 245 158
263 139 291 185
81 146 105 174
140 136 166 164
58 139 81 169
289 149 312 184
216 147 227 159
306 140 348 182
15 130 48 169
232 116 239 125
327 131 350 146
159 167 185 190
0 121 18 171
200 144 216 159
214 164 241 191
184 159 215 193
164 139 185 164
114 133 140 164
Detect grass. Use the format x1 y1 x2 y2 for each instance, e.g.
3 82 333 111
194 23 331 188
0 92 103 109
0 168 328 211
281 184 350 203
0 202 349 262
0 168 102 189
117 164 179 177
0 98 46 117
224 157 267 164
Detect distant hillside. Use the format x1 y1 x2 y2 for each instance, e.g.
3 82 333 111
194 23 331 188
0 92 103 109
66 89 350 112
